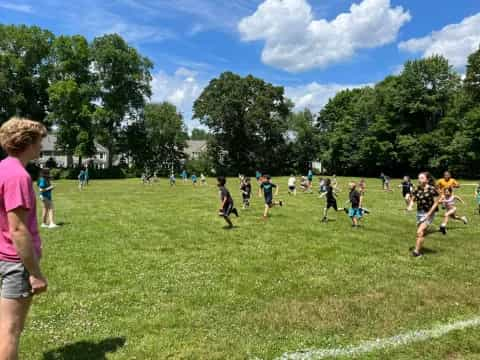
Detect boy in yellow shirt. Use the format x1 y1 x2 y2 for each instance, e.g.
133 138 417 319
437 171 459 194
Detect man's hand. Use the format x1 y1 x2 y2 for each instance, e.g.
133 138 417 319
29 274 48 295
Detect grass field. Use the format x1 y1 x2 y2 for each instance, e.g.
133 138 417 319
22 177 480 359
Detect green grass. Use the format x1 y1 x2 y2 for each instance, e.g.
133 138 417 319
22 177 480 359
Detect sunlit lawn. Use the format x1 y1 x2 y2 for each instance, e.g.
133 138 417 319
22 176 480 359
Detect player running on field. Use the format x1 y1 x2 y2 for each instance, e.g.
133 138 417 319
217 176 238 228
259 175 283 219
438 187 468 235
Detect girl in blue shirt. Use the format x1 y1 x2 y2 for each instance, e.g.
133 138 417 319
37 168 58 228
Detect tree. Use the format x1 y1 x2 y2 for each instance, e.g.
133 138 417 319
190 128 209 141
48 35 96 167
125 103 188 174
0 25 54 124
91 34 153 167
465 46 480 104
287 109 321 173
193 72 292 175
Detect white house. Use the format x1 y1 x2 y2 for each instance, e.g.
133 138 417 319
184 140 207 160
39 134 110 168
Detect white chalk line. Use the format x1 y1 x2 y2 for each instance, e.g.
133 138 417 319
274 316 480 360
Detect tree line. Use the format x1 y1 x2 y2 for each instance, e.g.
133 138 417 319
1 24 479 177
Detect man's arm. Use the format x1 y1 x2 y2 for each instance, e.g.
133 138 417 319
7 208 47 294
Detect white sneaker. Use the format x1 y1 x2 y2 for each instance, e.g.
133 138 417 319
41 223 49 228
48 223 59 229
462 216 468 225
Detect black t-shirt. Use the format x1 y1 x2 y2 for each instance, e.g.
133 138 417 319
241 183 251 196
401 181 413 194
326 185 336 202
219 186 233 203
261 182 277 197
412 185 439 212
349 189 361 208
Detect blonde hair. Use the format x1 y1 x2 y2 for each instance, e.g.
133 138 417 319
0 117 47 155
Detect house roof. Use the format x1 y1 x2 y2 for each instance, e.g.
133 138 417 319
185 140 207 155
42 134 108 153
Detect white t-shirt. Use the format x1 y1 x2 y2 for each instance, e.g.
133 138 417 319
288 177 296 187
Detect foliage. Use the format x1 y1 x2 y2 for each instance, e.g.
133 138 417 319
193 72 292 175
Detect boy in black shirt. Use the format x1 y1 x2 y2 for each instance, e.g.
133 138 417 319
320 178 344 222
259 175 283 219
240 177 252 209
347 182 362 227
217 176 238 228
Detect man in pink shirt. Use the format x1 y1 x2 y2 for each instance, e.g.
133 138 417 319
0 117 48 359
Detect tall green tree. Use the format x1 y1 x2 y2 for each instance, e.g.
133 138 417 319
48 35 95 167
190 128 210 141
464 46 480 104
91 34 153 167
0 25 54 124
124 103 188 174
193 72 292 175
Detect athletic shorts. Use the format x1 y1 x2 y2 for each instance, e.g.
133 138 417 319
264 194 273 206
221 202 234 217
288 186 295 192
402 191 411 198
327 201 338 211
416 211 435 226
0 261 32 299
348 208 362 219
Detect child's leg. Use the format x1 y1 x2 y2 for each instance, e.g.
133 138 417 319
48 202 55 225
442 208 456 227
415 223 428 253
263 204 269 217
41 202 48 224
223 216 233 227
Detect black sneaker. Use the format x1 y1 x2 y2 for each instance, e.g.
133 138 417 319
363 208 371 214
412 250 423 258
439 226 446 235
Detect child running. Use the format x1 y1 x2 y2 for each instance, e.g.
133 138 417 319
320 178 344 222
346 182 362 227
200 173 207 186
399 176 414 209
259 175 283 219
287 175 297 196
191 174 198 187
240 177 252 209
78 167 86 190
408 172 440 257
37 168 58 228
169 172 176 186
217 176 238 228
439 187 468 234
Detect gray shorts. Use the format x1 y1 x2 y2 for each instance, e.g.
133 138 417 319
416 211 435 226
0 261 32 299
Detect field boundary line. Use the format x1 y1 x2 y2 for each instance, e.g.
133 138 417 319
274 316 480 360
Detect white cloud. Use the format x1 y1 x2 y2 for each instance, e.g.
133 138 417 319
0 1 32 13
151 68 207 129
238 0 411 72
399 13 480 69
286 82 370 113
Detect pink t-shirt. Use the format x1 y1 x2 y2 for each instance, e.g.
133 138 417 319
0 157 42 262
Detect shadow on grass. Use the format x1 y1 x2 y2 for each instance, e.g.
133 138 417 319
43 337 125 360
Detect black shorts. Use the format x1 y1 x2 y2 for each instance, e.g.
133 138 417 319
265 194 273 206
288 186 295 191
221 202 234 217
327 200 338 210
403 191 411 198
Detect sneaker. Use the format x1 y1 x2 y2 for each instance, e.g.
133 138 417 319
362 208 371 214
48 223 59 229
41 223 49 228
412 250 423 258
344 208 349 215
439 226 447 235
279 201 283 207
461 216 468 225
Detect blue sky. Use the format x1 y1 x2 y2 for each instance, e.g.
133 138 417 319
1 0 480 129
